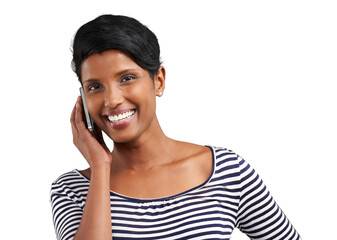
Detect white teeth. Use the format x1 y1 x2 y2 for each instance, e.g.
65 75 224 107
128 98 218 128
108 110 135 123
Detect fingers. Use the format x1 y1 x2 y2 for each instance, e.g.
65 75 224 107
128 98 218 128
94 124 110 152
71 96 91 146
70 97 112 166
94 123 103 141
74 97 87 131
70 96 80 136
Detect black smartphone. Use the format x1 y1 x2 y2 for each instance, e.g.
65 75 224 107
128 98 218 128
79 87 95 133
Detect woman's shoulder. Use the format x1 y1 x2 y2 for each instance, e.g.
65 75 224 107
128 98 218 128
173 141 242 166
209 145 241 160
173 142 243 181
50 169 90 203
174 141 212 167
208 145 246 171
51 169 89 188
177 142 242 163
50 169 89 209
174 142 246 189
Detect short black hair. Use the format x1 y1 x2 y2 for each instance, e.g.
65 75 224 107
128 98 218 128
71 14 161 82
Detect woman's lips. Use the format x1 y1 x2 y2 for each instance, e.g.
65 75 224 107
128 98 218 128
104 109 136 129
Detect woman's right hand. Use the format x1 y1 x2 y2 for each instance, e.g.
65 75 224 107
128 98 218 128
70 96 112 169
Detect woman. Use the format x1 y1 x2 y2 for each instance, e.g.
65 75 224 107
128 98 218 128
50 14 301 239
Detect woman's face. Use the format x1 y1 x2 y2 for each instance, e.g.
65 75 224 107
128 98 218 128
81 50 164 143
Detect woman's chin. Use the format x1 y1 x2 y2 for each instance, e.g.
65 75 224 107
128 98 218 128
107 129 139 145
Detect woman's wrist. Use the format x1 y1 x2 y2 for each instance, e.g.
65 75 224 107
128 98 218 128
90 162 111 176
89 155 112 171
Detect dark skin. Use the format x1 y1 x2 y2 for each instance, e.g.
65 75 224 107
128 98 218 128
78 49 212 199
81 141 212 198
71 49 212 238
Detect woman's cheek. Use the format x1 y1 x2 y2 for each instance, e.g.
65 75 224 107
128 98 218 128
87 95 103 119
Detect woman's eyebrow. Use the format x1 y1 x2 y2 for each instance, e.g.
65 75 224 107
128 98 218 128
115 68 138 77
83 78 99 84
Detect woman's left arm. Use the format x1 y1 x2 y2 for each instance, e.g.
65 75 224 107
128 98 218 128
235 157 302 239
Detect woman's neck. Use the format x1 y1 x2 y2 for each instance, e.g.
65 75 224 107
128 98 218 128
111 118 177 172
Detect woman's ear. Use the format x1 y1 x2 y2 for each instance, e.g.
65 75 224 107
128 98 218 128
154 66 166 97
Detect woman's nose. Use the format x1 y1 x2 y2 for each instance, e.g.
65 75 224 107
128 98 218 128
104 86 124 109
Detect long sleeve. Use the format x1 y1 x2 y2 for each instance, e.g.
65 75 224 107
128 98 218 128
235 156 301 239
50 172 85 240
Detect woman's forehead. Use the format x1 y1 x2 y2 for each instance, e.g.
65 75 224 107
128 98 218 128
81 50 143 80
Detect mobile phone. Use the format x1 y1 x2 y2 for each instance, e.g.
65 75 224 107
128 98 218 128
79 87 95 133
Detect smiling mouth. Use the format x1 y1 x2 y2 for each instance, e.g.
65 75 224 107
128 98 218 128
106 110 135 123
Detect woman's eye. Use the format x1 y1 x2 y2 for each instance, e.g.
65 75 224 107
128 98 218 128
121 75 135 83
88 83 102 91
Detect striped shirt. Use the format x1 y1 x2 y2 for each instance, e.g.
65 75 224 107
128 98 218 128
50 146 301 239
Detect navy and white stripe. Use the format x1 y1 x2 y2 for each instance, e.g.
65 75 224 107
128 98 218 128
50 146 301 239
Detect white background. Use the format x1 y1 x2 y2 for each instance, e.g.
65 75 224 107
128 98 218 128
0 0 336 239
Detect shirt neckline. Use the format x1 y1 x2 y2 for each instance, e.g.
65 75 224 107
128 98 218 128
74 145 215 203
